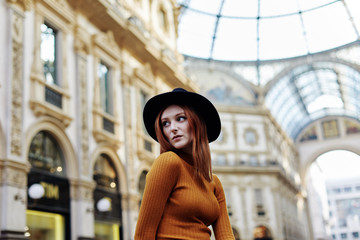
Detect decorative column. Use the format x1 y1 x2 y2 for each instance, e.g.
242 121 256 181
72 25 94 240
0 161 30 239
0 1 31 239
121 192 141 240
70 179 96 240
239 186 250 240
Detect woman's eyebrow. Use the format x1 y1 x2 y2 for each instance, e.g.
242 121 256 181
161 111 185 120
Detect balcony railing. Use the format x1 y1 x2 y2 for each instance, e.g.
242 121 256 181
45 86 62 108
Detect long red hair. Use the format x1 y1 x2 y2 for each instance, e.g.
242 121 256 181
154 105 213 182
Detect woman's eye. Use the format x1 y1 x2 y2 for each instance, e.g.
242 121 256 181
162 121 169 127
178 116 186 121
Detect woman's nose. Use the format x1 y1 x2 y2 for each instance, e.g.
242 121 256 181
170 122 178 131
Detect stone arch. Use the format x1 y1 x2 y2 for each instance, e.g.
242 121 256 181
25 116 78 179
299 142 360 188
90 145 128 195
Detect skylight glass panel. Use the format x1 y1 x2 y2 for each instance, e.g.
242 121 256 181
221 0 258 18
346 0 360 35
177 0 360 61
296 74 316 88
213 18 258 61
307 95 344 113
259 16 308 60
280 96 302 128
177 10 217 58
302 2 358 53
260 0 300 17
185 0 223 15
298 0 337 11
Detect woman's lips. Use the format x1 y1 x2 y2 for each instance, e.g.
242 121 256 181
172 135 182 140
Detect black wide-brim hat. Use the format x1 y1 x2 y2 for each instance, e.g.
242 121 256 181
143 88 221 143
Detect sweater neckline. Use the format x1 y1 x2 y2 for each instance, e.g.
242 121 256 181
174 150 194 166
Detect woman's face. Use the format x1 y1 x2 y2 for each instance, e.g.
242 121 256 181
161 105 193 153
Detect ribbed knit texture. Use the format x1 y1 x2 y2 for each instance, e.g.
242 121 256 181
135 151 234 240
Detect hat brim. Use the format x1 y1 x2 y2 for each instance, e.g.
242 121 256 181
143 89 221 143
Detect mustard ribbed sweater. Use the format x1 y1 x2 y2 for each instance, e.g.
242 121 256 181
135 151 234 240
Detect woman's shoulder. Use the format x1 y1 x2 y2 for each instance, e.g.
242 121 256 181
153 151 183 168
157 151 182 161
211 174 224 188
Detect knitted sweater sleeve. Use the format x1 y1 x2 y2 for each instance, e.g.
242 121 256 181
212 175 235 240
134 152 180 240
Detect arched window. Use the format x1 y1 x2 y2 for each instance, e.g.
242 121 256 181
138 170 148 206
232 227 241 240
28 131 66 176
93 154 118 192
158 6 168 32
93 154 122 240
253 225 272 240
27 131 70 239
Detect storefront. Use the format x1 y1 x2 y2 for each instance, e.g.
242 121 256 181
93 154 123 240
26 131 70 240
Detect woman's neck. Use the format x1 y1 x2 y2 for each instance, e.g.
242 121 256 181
174 150 194 165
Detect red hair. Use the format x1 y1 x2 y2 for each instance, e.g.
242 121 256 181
154 105 212 182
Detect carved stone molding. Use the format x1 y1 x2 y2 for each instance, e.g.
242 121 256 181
70 179 96 201
0 159 30 187
134 62 155 87
10 11 24 157
77 55 90 176
121 193 141 211
74 25 91 56
92 30 121 61
6 0 33 12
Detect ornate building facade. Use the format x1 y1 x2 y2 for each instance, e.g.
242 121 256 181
1 0 360 240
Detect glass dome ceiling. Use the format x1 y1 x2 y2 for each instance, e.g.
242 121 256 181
177 0 360 61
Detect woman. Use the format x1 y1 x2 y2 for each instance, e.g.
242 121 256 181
135 88 234 240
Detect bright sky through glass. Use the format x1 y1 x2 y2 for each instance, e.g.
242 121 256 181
177 0 360 61
316 150 360 180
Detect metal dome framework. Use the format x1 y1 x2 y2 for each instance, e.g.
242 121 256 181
177 0 360 62
177 0 360 140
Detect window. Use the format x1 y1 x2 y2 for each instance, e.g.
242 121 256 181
41 23 57 85
93 154 118 192
341 233 347 239
138 171 148 206
352 232 359 238
249 155 258 166
26 210 65 240
216 154 227 165
159 7 168 31
93 155 121 240
344 187 352 193
255 189 263 207
28 131 66 177
255 188 266 216
244 128 258 145
333 188 341 193
41 23 63 108
98 62 113 115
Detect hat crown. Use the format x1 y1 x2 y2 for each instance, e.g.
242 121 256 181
172 88 187 93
